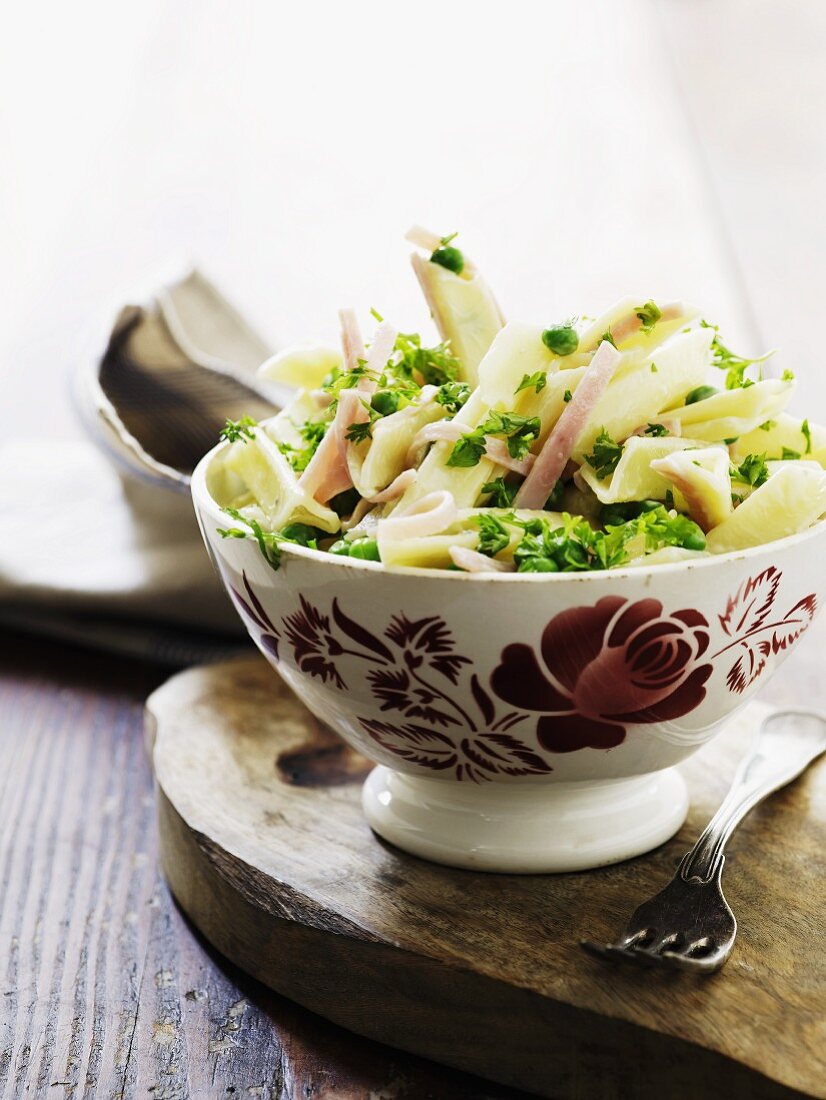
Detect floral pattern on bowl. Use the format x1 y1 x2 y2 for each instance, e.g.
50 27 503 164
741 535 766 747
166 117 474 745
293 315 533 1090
225 564 816 782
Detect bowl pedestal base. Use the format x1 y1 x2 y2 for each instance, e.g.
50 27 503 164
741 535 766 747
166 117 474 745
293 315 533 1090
362 765 689 873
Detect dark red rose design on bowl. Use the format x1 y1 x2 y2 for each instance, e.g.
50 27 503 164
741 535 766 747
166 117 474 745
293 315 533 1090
490 596 712 752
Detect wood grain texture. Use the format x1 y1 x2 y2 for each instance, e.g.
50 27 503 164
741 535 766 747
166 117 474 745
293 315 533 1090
148 656 826 1100
0 636 527 1099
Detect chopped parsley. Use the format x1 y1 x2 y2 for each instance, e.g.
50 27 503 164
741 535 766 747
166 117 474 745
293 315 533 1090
481 477 517 508
447 411 541 468
782 368 796 381
393 331 461 386
644 423 669 437
475 514 511 558
220 416 257 444
217 509 325 570
700 320 774 389
599 499 662 528
541 324 579 356
513 507 705 573
685 384 718 405
759 419 777 432
345 401 380 444
447 433 488 469
601 329 617 348
730 453 769 487
782 447 802 461
435 381 471 413
563 389 572 403
218 508 283 569
583 429 624 479
650 362 658 373
802 419 812 453
322 361 375 396
277 419 328 473
516 371 547 395
635 300 662 334
279 523 324 547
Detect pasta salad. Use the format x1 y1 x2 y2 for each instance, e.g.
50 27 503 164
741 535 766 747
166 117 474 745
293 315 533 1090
212 227 826 574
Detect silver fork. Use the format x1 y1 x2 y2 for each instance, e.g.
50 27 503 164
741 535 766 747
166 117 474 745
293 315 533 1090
582 707 826 972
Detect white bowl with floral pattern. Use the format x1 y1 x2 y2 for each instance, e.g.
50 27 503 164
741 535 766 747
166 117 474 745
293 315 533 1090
193 443 825 872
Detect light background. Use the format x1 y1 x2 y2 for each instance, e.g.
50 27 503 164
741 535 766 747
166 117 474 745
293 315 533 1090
2 0 825 435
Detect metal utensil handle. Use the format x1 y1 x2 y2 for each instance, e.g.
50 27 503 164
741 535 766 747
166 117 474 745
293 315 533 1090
681 708 826 882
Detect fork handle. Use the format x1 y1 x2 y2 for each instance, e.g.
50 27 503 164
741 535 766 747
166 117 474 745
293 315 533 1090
681 708 826 882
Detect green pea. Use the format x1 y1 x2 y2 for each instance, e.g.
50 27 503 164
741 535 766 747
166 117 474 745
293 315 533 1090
685 385 719 405
541 326 579 356
348 538 381 561
430 246 465 275
371 391 400 417
683 530 707 551
601 508 624 528
518 557 559 573
600 502 638 527
280 523 321 546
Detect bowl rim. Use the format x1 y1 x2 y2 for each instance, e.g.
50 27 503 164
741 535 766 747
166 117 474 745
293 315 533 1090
192 440 826 583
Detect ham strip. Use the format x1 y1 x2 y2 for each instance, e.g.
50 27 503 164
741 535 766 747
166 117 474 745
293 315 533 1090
339 308 366 372
336 389 370 456
378 490 457 541
483 437 535 476
360 320 397 394
299 387 366 503
304 318 399 502
341 497 375 531
297 425 352 503
449 547 515 574
406 420 465 466
368 468 417 503
514 341 622 509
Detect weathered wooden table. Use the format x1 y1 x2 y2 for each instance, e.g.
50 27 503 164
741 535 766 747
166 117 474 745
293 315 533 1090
2 618 823 1098
0 635 527 1098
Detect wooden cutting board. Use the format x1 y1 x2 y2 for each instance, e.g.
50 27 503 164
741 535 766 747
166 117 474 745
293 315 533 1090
146 656 826 1100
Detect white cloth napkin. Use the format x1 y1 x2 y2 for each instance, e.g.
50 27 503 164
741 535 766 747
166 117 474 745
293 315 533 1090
0 439 248 664
0 271 273 666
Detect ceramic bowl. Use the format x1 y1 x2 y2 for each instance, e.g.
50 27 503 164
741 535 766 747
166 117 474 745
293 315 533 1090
192 442 826 873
